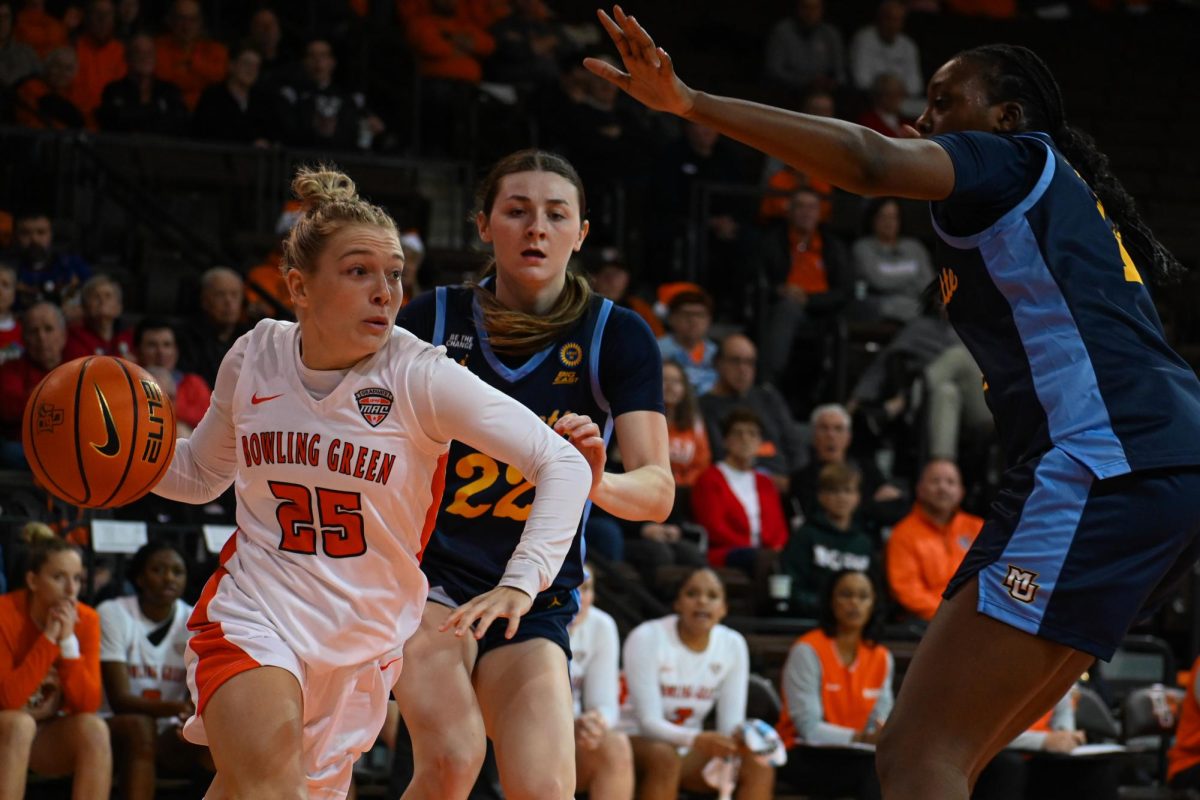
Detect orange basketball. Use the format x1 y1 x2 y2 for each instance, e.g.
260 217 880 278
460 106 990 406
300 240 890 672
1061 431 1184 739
22 356 177 509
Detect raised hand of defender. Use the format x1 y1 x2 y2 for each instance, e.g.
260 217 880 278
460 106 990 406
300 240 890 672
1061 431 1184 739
554 413 605 496
440 586 534 641
583 6 696 117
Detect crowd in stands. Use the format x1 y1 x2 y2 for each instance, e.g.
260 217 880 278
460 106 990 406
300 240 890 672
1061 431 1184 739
0 0 1194 797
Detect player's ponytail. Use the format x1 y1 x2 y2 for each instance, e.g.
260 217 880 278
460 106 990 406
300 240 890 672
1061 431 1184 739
281 164 397 276
962 44 1185 285
471 149 593 356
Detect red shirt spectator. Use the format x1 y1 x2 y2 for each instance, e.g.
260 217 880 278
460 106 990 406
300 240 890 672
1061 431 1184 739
691 409 789 567
135 317 211 429
0 302 66 440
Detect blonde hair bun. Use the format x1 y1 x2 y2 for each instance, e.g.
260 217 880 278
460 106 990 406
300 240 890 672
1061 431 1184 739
292 166 358 209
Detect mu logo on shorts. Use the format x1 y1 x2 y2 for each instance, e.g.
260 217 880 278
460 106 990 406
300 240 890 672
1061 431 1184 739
355 388 394 427
1003 565 1039 603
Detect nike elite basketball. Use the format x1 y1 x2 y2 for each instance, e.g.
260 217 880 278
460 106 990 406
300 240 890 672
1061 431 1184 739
22 356 177 508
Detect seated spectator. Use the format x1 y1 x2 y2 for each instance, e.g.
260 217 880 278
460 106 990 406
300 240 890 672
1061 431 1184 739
623 567 774 800
15 46 84 129
0 0 40 88
243 8 288 88
849 1 925 118
855 72 913 139
885 459 983 621
99 542 211 800
135 317 210 430
405 0 495 156
484 0 561 88
700 333 806 492
277 37 381 150
13 0 65 59
924 342 992 463
97 33 189 135
776 569 890 799
405 0 495 85
849 197 933 324
764 0 845 95
64 273 134 361
0 301 66 467
647 122 753 303
0 531 111 799
72 0 126 126
759 90 835 224
790 403 907 538
1170 654 1200 791
567 565 634 800
657 289 718 395
663 359 711 492
589 258 662 337
154 0 227 111
0 262 21 364
624 360 708 585
178 266 249 389
692 408 789 571
757 186 851 393
192 44 273 144
780 464 875 618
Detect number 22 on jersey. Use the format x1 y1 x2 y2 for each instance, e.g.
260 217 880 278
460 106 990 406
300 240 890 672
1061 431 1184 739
444 452 534 522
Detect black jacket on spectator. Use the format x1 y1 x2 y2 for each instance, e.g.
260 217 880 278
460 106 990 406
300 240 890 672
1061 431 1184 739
757 221 852 317
791 450 908 542
192 83 275 143
178 316 250 390
276 79 363 150
97 76 189 135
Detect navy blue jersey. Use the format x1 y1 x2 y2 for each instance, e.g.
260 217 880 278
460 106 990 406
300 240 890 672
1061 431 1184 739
929 131 1200 477
398 282 664 598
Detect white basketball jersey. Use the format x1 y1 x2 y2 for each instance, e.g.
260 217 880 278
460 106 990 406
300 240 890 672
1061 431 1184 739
623 615 746 733
219 320 448 671
568 606 620 721
99 596 191 728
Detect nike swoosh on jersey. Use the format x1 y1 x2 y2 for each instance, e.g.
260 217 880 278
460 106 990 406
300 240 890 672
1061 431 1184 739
251 393 284 405
92 385 120 456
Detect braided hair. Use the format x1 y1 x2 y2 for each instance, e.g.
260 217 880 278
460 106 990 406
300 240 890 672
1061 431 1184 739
960 44 1184 285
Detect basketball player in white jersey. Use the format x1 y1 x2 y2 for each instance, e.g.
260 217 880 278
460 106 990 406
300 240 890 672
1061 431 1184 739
622 567 774 800
99 541 210 800
568 566 633 800
151 167 592 799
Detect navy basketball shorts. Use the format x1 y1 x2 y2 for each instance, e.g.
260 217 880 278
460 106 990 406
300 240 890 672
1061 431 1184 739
945 447 1200 660
427 573 579 662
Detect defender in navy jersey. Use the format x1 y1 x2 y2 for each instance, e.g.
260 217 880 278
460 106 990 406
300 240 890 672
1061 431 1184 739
393 150 672 800
400 279 661 604
592 11 1200 799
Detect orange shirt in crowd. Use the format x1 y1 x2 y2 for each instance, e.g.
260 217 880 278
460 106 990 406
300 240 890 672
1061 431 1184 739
776 629 892 749
74 34 126 123
14 77 82 129
397 0 511 27
0 590 102 714
885 505 984 621
13 6 67 58
668 418 711 488
405 12 495 83
154 35 228 110
1170 657 1200 781
787 229 830 294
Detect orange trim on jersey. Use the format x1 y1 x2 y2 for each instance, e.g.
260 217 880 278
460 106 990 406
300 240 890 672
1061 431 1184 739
186 532 262 716
417 453 450 560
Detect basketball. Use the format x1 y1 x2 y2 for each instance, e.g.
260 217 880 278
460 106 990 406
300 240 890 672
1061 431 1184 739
22 356 177 509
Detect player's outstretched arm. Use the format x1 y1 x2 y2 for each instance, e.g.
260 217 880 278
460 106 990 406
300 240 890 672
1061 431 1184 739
584 6 955 201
